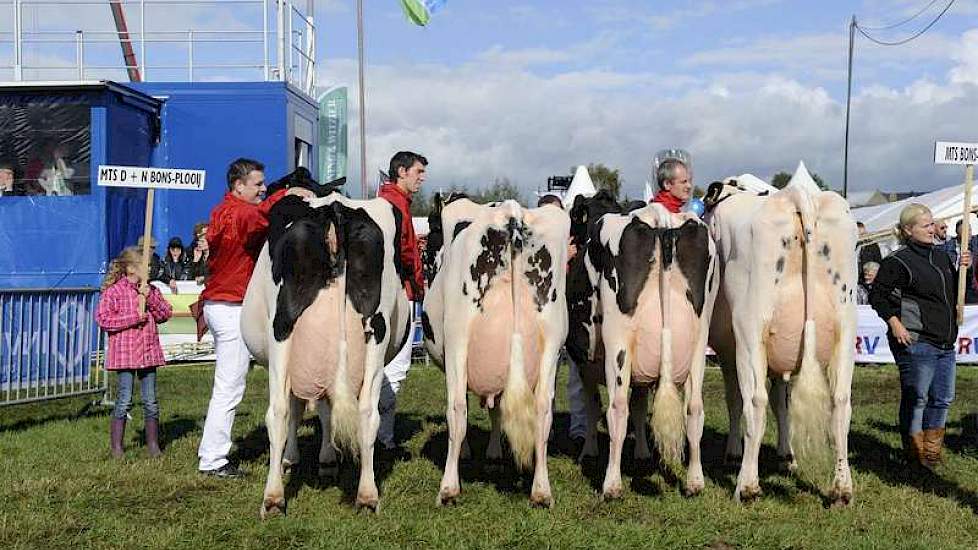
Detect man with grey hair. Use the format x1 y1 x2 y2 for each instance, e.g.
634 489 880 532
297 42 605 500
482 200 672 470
650 158 692 213
857 261 879 305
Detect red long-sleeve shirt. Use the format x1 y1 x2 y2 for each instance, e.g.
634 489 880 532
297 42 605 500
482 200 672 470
378 183 423 301
95 278 172 371
201 189 287 303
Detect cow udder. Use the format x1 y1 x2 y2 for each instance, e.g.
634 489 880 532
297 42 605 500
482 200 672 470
287 286 366 402
765 279 838 375
465 275 543 400
630 283 698 386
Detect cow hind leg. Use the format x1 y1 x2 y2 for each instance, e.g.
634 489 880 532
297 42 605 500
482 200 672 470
260 340 292 519
601 345 630 501
437 346 468 506
316 400 339 479
354 342 386 513
283 395 305 473
530 338 561 508
630 388 651 461
734 341 766 503
828 331 855 507
770 377 797 472
721 360 744 464
486 405 504 461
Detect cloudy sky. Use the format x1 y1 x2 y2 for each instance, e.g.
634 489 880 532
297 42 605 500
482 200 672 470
4 0 977 199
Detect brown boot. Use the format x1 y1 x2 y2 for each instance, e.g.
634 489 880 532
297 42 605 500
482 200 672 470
144 417 163 458
110 417 126 459
909 431 927 467
923 427 945 468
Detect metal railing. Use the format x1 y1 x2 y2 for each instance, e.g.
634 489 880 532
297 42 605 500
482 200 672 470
1 288 108 407
0 0 315 95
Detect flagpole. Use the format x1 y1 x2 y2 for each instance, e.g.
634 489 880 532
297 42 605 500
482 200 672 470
356 0 368 199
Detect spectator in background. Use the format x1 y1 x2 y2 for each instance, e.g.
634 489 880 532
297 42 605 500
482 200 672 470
138 236 179 294
162 237 189 282
650 158 692 214
857 261 879 305
186 222 210 285
857 221 883 276
36 142 76 196
934 220 949 246
938 218 978 304
0 159 43 197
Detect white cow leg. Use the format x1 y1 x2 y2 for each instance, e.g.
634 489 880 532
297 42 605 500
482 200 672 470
601 347 630 501
685 360 707 496
260 341 291 519
486 405 503 461
437 348 468 506
770 377 797 472
734 346 766 503
579 375 602 461
355 345 385 513
283 395 305 472
630 387 651 461
829 340 855 506
530 342 560 508
721 361 744 464
316 401 339 479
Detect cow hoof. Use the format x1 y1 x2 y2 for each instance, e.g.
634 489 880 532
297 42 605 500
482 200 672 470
354 496 380 514
601 486 623 502
829 488 853 508
684 480 705 497
735 485 762 504
318 462 339 480
778 455 798 474
436 488 460 507
260 497 287 519
530 492 553 509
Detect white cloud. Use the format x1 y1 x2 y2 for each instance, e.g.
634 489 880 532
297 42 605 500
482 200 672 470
321 29 978 199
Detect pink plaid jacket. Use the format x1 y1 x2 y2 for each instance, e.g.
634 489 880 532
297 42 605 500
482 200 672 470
95 278 172 371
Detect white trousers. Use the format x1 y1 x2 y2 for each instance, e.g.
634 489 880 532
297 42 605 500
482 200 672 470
378 302 415 449
198 301 251 471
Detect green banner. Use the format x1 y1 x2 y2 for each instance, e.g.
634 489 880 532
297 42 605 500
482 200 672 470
318 87 348 183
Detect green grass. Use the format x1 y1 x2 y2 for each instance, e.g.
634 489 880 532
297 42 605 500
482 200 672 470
3 364 978 549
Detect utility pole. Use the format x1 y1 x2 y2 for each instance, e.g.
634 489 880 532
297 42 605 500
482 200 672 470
843 15 856 199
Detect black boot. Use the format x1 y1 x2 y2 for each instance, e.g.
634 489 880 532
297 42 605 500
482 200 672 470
110 417 126 459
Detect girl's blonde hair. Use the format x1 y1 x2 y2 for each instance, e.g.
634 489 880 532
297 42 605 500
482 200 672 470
101 247 144 291
894 203 932 245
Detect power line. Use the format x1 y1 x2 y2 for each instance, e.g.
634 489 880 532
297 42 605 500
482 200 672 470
859 0 941 31
855 0 955 46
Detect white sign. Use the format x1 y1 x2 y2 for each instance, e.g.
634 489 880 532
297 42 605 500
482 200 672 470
97 165 206 191
935 141 978 166
855 304 978 363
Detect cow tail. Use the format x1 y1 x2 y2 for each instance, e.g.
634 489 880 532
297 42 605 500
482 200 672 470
330 271 360 460
652 228 686 466
787 186 832 468
500 213 536 471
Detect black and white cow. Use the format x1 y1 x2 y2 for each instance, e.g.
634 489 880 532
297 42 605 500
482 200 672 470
573 199 719 499
423 198 570 507
241 193 410 517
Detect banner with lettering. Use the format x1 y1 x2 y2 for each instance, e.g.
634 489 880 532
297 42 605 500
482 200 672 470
856 305 978 363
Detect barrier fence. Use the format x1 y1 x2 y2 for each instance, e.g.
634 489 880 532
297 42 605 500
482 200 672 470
1 287 108 407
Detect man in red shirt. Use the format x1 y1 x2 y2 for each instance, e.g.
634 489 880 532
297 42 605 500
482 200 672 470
650 158 692 214
197 158 313 478
376 151 426 451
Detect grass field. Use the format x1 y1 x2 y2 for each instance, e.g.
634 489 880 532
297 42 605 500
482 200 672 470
4 363 978 549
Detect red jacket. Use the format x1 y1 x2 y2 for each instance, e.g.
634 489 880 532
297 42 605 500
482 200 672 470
378 183 423 301
96 278 172 370
651 189 683 214
201 189 287 303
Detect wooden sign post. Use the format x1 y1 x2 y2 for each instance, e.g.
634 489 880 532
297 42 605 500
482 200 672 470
97 165 206 314
935 141 978 324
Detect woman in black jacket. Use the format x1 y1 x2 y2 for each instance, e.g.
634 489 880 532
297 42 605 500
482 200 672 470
870 204 970 469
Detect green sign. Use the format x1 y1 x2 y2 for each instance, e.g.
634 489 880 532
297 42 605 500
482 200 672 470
318 87 348 183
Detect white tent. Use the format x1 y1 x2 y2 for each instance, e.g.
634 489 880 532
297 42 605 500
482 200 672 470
562 165 598 209
853 181 978 236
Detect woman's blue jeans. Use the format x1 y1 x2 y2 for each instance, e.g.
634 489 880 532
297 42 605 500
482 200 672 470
891 340 956 435
112 369 159 420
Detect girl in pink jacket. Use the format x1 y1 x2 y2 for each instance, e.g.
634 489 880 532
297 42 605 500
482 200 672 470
96 246 172 458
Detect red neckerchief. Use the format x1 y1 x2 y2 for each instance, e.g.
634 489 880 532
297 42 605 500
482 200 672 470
651 190 683 213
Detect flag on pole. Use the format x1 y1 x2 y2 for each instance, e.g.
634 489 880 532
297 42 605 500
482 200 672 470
400 0 446 26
